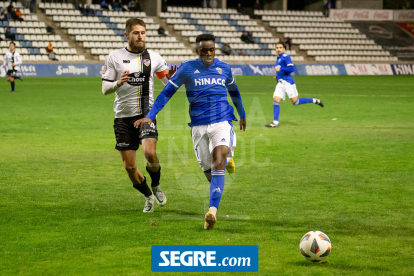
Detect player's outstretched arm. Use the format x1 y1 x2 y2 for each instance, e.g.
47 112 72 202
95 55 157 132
227 81 246 131
134 81 178 128
102 70 129 95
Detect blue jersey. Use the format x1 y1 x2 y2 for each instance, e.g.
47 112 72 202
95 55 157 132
146 58 245 127
275 53 295 85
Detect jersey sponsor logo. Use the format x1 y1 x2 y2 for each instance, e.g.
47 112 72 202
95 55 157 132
127 72 146 86
221 138 226 142
194 78 226 86
194 69 200 74
143 59 150 67
123 60 130 63
216 67 222 74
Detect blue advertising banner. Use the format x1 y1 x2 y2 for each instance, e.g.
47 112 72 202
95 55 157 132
295 64 347 76
151 245 259 272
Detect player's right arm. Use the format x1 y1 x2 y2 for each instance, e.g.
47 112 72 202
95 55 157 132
102 54 123 95
278 55 294 73
134 63 186 129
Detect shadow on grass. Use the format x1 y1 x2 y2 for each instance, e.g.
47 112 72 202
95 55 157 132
287 261 389 272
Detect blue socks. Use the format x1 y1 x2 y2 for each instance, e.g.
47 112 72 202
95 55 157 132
273 101 280 122
294 98 314 105
210 169 225 209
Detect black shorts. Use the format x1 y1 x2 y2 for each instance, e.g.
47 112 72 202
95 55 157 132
113 115 158 151
7 70 17 77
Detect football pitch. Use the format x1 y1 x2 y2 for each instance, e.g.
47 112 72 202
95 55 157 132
0 75 413 275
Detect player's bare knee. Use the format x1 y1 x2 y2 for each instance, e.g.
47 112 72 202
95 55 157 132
144 152 158 164
211 159 226 171
124 164 137 174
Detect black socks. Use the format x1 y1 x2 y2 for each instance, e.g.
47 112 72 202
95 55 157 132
146 166 161 187
133 177 152 197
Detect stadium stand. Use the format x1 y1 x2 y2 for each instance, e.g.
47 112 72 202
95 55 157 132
0 2 85 62
41 3 199 62
255 9 398 62
161 6 304 62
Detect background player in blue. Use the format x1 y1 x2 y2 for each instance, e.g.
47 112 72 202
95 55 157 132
265 42 324 128
135 34 246 230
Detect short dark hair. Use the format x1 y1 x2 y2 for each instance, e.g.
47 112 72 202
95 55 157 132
125 18 146 34
276 42 286 49
9 41 15 46
196 34 216 44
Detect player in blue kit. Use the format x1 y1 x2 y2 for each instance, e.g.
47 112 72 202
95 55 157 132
134 34 246 230
265 42 324 128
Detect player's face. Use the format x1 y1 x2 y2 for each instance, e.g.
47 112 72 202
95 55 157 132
275 44 285 55
125 24 146 52
197 40 215 66
9 44 15 52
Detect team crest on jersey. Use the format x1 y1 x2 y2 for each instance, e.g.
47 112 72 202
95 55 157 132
216 67 222 74
143 59 150 67
278 59 281 62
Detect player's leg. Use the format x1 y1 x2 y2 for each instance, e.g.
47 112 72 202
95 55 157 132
14 70 23 81
115 117 154 212
265 82 284 127
192 125 211 181
119 150 155 212
204 122 233 230
6 72 15 93
141 138 166 206
289 85 324 107
225 127 236 173
10 76 15 93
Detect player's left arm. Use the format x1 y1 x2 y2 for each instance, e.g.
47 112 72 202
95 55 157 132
226 72 246 131
155 56 178 86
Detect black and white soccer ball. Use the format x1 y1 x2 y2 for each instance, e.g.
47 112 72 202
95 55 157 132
299 231 331 262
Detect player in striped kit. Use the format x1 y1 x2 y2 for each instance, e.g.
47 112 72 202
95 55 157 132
2 42 23 93
102 18 176 213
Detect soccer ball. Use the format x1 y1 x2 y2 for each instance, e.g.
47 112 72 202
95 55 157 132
299 231 331 262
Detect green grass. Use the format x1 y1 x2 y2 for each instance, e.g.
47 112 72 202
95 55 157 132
0 76 413 275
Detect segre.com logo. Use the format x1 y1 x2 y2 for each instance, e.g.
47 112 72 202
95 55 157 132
151 245 258 272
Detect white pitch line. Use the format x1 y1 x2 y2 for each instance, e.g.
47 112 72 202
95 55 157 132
240 93 411 97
